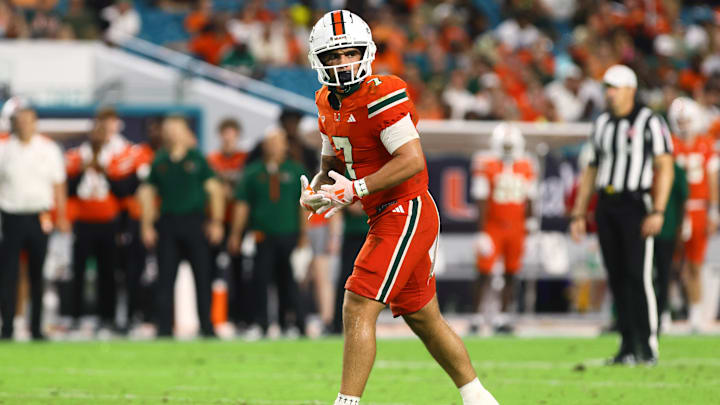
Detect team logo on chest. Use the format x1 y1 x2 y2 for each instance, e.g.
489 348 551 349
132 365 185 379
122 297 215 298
334 112 341 122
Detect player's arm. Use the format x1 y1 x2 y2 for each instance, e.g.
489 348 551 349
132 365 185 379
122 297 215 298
204 177 225 244
364 138 425 193
470 164 494 255
642 114 675 237
137 182 158 248
707 155 719 233
569 165 598 241
470 167 490 232
525 160 540 232
311 153 346 191
651 154 674 214
53 182 71 233
227 200 249 255
360 113 425 195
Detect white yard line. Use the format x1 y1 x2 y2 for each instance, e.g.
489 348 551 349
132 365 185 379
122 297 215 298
0 391 411 405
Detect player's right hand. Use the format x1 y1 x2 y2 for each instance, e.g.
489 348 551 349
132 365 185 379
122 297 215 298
569 217 586 242
474 232 495 257
299 175 331 213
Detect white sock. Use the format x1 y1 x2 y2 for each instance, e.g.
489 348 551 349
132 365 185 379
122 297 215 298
334 393 360 405
689 304 703 331
459 377 499 405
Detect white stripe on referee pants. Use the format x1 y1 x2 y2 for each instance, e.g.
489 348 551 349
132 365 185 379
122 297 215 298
644 236 659 357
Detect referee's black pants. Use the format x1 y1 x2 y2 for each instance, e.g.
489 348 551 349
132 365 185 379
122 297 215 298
596 193 658 360
251 233 305 335
0 212 48 339
155 214 213 337
72 220 119 324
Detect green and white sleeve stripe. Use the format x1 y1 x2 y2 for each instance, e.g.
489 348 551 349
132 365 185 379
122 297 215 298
367 88 409 119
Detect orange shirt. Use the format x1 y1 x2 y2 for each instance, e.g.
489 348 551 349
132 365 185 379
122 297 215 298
672 135 718 206
471 153 536 226
184 11 209 34
189 32 234 65
316 74 428 219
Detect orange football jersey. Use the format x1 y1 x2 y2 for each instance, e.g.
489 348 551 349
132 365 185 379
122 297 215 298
316 74 428 218
106 142 156 220
672 135 718 203
471 153 536 225
66 139 127 223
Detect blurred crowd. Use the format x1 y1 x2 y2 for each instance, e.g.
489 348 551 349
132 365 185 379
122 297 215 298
0 0 140 42
3 0 720 121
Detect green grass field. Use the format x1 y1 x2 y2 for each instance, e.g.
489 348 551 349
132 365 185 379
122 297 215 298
0 335 718 404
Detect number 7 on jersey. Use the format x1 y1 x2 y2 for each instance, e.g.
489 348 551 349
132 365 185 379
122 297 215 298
332 136 357 179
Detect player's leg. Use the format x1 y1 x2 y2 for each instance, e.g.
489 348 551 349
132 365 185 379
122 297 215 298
403 295 475 384
473 228 499 332
337 290 385 400
496 230 523 333
336 195 429 403
682 214 706 332
501 230 523 313
402 295 498 404
308 225 334 332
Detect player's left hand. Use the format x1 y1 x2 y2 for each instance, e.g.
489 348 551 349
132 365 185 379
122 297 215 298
641 212 664 238
320 170 359 205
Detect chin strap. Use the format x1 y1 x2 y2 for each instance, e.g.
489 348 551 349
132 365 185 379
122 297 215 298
330 81 361 96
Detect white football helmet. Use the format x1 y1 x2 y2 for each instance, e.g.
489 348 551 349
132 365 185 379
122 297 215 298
667 97 707 138
308 10 376 88
490 123 525 159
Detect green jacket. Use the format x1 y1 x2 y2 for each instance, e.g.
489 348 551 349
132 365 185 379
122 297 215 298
657 163 688 241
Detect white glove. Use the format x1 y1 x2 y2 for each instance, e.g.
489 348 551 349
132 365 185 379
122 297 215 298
318 199 344 219
474 232 495 257
320 170 360 204
299 175 331 213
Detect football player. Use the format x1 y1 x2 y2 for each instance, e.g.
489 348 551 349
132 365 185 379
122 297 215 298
299 10 498 405
470 123 537 334
668 97 718 332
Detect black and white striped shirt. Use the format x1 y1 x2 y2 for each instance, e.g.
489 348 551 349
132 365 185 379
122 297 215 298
588 104 673 193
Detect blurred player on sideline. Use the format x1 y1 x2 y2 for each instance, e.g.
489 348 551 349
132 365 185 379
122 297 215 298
300 10 498 405
470 123 537 334
667 97 718 332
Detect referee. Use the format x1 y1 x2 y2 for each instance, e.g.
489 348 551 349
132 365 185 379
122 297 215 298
570 65 674 365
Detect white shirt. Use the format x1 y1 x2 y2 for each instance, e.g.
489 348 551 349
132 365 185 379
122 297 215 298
102 6 141 44
0 134 66 213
